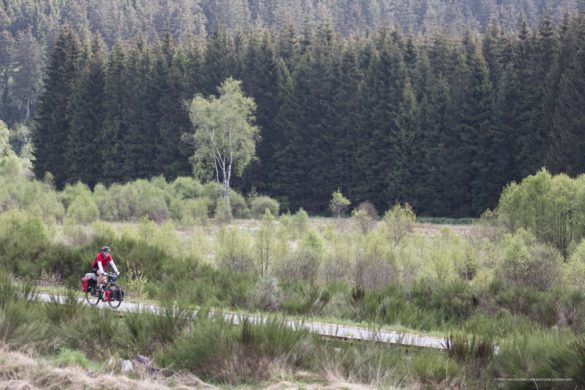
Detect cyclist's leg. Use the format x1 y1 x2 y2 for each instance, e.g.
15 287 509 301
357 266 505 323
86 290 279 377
96 270 107 293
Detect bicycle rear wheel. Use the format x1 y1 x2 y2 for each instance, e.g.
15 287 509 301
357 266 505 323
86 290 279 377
86 287 100 305
108 284 122 309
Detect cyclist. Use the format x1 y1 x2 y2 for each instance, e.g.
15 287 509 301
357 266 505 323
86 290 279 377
91 246 120 294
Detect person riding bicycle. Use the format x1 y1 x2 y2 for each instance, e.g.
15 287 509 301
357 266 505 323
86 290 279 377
91 246 120 294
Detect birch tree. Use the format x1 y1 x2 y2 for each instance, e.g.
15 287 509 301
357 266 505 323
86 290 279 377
188 78 259 207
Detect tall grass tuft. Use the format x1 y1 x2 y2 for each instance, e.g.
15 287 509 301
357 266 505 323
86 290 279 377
491 330 585 388
0 301 49 349
44 289 86 325
445 331 494 369
123 303 191 355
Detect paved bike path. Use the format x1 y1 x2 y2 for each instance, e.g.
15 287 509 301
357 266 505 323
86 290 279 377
37 293 446 350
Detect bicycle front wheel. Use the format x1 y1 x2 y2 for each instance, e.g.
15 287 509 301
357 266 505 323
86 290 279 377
108 284 123 309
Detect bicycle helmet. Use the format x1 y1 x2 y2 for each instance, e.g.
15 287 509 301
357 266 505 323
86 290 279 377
101 245 110 253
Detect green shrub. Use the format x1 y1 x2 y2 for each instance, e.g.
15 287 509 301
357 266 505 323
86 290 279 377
94 183 136 221
445 331 494 368
288 208 309 239
60 182 93 210
491 330 585 388
564 239 585 291
321 289 353 319
3 179 65 223
250 196 280 218
123 304 191 355
411 349 464 387
62 221 92 246
54 347 91 368
37 244 87 285
57 308 123 358
44 289 86 325
229 190 250 219
214 198 232 224
496 169 580 257
113 228 169 278
66 192 100 224
0 210 49 272
215 228 255 274
170 198 210 226
330 188 351 218
280 281 320 315
411 278 476 325
131 179 170 222
497 230 562 291
0 301 48 348
151 221 182 257
90 220 117 244
202 182 223 214
171 176 204 199
160 311 239 379
0 272 37 309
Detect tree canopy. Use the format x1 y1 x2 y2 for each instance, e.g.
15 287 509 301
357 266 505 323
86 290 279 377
189 77 259 202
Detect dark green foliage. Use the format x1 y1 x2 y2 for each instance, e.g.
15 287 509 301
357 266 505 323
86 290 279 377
65 36 107 187
352 31 407 212
548 16 585 176
32 27 81 188
37 244 89 287
16 13 584 218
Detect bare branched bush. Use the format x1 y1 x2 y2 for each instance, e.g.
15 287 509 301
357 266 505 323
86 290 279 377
356 201 379 219
351 209 376 234
126 264 149 300
274 231 323 284
255 210 275 277
247 276 283 311
383 202 415 245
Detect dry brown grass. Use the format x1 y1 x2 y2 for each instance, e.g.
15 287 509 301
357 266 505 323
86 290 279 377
0 347 215 389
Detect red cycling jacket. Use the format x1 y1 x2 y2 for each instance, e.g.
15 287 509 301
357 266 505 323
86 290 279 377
91 252 113 271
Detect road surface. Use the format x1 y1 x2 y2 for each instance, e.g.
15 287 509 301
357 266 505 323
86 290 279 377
37 293 447 350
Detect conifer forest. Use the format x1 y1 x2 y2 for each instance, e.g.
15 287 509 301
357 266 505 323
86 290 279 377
1 0 584 217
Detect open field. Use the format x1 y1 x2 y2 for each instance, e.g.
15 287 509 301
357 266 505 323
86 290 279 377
2 170 585 387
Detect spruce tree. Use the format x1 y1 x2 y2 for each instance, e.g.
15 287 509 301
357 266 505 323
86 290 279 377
240 32 280 193
152 34 192 180
122 42 159 181
353 30 406 212
33 27 80 188
65 35 107 187
269 58 299 211
332 40 363 198
101 43 130 184
548 17 585 176
389 80 421 205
